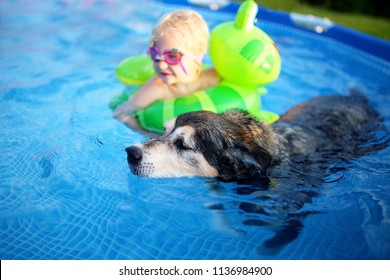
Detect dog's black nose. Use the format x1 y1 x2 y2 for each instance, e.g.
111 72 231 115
125 146 143 165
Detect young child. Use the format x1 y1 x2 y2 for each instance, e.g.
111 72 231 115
114 9 220 131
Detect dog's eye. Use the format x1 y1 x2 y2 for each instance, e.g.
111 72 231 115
175 138 192 151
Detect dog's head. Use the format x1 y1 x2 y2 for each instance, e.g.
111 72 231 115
126 110 275 181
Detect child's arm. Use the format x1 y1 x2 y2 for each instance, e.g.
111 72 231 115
168 68 221 98
113 77 164 123
128 77 166 108
113 77 165 137
113 101 159 138
113 69 220 135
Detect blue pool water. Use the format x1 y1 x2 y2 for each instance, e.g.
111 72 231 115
1 0 390 260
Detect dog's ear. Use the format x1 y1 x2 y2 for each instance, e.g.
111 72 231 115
221 110 271 143
217 143 273 182
216 110 274 182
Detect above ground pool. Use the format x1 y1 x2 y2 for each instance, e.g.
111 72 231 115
1 0 389 260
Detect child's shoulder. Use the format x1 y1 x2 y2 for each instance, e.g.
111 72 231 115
130 76 167 107
142 76 165 90
142 76 173 99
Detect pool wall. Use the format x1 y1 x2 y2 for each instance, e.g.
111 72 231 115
161 0 390 62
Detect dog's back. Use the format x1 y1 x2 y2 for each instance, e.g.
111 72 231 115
273 90 387 158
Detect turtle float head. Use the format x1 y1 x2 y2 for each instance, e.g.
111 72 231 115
209 0 281 86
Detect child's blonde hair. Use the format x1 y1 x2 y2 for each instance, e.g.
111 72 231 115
151 10 209 56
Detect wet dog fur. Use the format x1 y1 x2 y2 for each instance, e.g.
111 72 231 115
125 90 388 255
126 90 387 182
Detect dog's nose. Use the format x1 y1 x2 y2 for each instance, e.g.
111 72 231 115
125 146 143 165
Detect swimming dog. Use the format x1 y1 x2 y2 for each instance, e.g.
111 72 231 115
125 90 387 181
125 90 388 255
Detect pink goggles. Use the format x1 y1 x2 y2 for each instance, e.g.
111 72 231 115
147 45 203 75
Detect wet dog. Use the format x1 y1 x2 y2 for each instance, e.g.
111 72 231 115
125 90 388 255
125 90 387 181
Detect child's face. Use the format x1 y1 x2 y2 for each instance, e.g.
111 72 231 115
152 34 200 84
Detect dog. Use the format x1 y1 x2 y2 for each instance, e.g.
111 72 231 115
125 90 388 255
125 90 388 182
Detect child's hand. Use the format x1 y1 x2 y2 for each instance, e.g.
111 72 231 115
113 102 158 137
113 102 137 123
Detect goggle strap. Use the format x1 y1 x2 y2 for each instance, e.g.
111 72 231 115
180 62 188 75
181 55 204 62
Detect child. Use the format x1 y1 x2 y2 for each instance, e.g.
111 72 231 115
114 9 220 131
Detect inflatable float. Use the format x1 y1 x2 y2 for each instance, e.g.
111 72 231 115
110 0 281 133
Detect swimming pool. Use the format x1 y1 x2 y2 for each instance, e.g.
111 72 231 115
1 0 389 260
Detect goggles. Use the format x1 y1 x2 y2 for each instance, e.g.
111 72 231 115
147 45 203 75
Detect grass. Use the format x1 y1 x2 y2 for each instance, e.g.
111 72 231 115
236 0 390 41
